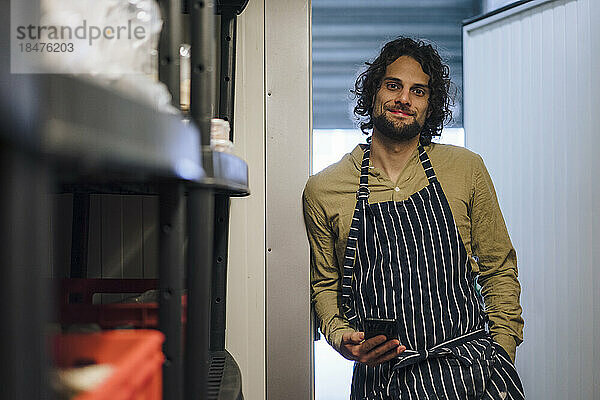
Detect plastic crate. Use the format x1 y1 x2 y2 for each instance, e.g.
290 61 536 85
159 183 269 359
53 329 165 400
59 279 186 329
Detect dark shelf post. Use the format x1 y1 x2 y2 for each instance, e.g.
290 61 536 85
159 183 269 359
159 182 186 400
209 194 230 351
190 0 217 151
185 188 215 400
188 1 217 399
158 0 183 107
0 147 52 400
218 10 237 140
210 0 248 354
70 192 90 280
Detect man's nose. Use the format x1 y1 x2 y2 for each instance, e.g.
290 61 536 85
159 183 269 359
395 88 411 105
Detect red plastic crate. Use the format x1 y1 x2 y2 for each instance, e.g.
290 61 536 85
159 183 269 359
53 329 165 400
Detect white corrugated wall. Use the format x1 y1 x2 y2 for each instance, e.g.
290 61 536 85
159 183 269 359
463 0 599 398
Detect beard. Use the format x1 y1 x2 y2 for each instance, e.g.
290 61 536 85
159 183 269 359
372 112 423 143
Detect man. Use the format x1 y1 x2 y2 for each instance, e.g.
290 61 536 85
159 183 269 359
303 37 524 399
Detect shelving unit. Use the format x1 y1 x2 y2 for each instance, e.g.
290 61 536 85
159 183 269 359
1 0 250 398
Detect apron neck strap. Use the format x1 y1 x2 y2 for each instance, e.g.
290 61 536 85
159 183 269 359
357 140 371 200
418 145 438 184
359 138 438 200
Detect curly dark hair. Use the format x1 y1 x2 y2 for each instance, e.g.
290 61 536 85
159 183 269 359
352 37 453 145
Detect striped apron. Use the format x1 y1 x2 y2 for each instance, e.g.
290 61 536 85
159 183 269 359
341 143 524 399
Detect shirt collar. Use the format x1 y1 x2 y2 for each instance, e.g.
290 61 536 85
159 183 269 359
350 142 429 175
350 144 367 171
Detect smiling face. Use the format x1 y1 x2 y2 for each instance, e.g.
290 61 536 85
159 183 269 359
371 56 431 142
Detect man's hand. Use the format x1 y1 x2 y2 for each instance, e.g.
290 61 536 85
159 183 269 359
340 331 406 367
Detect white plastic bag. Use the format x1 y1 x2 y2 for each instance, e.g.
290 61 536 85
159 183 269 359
41 0 178 113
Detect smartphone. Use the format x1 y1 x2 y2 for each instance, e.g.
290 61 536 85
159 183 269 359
363 318 398 341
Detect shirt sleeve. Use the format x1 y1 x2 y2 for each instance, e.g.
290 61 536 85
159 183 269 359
303 186 355 353
470 154 524 362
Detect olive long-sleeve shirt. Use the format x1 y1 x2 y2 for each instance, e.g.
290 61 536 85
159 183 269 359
303 142 523 362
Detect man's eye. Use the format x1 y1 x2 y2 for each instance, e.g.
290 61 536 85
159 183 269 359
413 88 425 96
387 83 399 90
